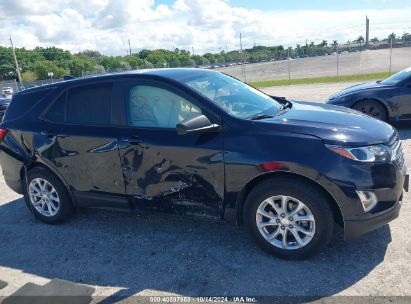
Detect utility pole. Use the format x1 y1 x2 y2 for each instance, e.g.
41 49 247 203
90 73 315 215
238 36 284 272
287 47 291 85
240 32 247 82
336 44 340 81
9 35 22 84
365 16 370 48
192 46 195 56
389 37 393 74
128 39 132 56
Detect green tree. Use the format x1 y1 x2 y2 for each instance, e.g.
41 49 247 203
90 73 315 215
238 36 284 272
68 57 96 76
125 55 146 69
99 56 123 71
32 60 69 79
401 33 411 41
0 63 15 80
138 49 151 60
370 37 379 43
203 53 216 64
355 36 365 44
388 33 397 42
319 40 328 47
76 50 102 61
34 47 72 70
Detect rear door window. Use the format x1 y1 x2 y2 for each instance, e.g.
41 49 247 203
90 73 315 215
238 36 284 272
46 83 113 125
67 83 112 125
46 92 66 122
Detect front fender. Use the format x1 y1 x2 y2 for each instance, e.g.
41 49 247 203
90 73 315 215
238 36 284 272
224 162 348 226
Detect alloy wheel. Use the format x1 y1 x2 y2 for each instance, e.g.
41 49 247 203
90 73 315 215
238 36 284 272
28 178 60 217
256 195 316 250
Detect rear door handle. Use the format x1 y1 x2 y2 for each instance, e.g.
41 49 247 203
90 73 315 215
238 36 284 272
122 136 144 144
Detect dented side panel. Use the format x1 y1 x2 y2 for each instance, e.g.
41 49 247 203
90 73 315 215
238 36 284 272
33 124 127 207
118 128 224 218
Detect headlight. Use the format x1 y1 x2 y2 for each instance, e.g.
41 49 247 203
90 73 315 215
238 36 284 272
326 144 392 162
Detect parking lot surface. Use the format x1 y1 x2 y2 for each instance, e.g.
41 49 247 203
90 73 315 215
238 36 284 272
0 82 410 301
261 81 360 102
218 47 411 83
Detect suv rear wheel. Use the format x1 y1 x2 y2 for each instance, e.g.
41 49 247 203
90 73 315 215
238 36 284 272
244 177 334 259
24 167 75 224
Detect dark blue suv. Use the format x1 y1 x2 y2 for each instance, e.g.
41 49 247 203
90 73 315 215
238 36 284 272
0 69 408 259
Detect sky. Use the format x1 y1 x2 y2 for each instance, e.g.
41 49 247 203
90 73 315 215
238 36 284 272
0 0 410 55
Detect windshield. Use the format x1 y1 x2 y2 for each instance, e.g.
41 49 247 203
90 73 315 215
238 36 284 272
179 72 282 118
381 67 411 85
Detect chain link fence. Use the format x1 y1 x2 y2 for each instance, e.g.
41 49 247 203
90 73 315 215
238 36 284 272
2 42 411 91
217 43 411 84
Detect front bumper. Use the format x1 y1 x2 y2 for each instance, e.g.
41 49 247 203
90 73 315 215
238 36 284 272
341 164 408 240
320 131 408 241
344 192 404 240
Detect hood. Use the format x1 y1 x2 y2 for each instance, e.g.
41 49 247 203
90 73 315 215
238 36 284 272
329 81 391 99
257 101 395 146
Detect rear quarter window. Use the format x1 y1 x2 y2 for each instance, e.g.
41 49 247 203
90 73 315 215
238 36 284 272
4 88 54 121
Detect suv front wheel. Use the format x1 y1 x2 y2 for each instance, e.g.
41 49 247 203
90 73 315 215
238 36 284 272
244 177 334 259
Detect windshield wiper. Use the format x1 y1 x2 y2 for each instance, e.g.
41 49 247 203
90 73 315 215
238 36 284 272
249 114 275 120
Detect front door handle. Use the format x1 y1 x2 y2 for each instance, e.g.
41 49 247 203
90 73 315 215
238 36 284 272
122 136 144 144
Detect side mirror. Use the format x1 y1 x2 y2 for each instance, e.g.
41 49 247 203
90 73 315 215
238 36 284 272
176 115 220 136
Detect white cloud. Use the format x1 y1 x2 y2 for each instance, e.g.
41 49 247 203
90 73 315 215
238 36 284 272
0 0 410 55
92 0 172 29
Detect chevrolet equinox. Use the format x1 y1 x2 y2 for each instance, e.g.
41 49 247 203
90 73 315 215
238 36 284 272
0 69 408 259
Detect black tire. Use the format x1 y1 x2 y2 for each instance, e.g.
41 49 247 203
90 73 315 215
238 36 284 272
24 167 75 224
244 177 334 259
352 99 387 121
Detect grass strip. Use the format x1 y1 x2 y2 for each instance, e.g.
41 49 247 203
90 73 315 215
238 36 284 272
249 72 394 88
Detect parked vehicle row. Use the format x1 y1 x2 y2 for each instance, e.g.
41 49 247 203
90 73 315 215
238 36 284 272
0 69 408 259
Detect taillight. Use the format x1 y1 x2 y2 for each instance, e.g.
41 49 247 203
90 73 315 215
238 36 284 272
0 128 8 142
